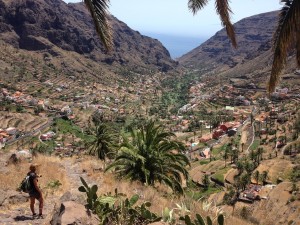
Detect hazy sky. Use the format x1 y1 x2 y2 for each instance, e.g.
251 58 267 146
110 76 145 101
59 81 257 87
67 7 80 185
64 0 281 38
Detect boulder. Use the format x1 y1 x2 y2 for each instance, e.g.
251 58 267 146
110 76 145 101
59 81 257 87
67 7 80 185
50 201 99 225
1 190 28 206
0 189 7 206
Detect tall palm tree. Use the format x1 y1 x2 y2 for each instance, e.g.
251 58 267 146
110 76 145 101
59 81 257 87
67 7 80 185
252 170 260 185
86 121 117 161
268 0 300 92
105 121 190 194
223 145 230 167
260 170 269 185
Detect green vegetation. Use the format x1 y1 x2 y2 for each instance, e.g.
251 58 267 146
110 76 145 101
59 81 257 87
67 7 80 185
78 177 161 225
249 139 260 151
85 121 118 161
160 72 200 114
199 160 210 165
106 121 189 194
181 213 224 225
79 177 224 225
54 118 93 142
187 186 222 200
46 180 62 189
211 167 230 183
32 140 56 155
290 166 300 182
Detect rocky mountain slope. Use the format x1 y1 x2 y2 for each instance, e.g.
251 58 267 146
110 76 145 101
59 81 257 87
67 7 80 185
179 11 300 90
179 11 278 73
0 0 176 72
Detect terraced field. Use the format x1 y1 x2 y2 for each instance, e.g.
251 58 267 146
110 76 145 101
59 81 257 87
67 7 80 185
0 112 48 132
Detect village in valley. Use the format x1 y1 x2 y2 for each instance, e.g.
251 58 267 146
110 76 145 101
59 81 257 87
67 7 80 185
0 0 300 223
1 66 300 208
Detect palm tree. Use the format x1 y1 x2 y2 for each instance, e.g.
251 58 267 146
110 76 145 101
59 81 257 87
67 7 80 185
252 170 260 185
86 121 117 162
202 174 210 190
105 121 190 194
257 147 264 164
268 0 300 92
236 161 244 175
241 142 245 152
260 170 269 185
223 145 230 167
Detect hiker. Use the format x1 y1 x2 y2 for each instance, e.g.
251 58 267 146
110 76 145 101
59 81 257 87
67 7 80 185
28 164 44 218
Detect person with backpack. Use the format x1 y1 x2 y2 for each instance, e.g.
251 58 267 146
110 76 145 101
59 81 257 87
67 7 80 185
27 164 44 218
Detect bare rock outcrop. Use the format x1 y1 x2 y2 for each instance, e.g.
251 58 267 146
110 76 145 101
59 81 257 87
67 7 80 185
0 0 176 72
50 201 99 225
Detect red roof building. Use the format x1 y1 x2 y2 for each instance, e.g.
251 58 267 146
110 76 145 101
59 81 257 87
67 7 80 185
212 129 224 139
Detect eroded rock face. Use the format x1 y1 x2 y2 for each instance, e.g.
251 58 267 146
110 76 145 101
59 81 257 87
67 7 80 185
0 0 176 71
50 201 99 225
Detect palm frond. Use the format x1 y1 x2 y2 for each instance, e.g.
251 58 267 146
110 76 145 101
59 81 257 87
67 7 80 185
269 0 299 93
84 0 113 51
296 17 300 66
188 0 208 15
215 0 237 48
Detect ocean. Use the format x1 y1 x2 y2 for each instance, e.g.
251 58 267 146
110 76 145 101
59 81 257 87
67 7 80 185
143 32 206 59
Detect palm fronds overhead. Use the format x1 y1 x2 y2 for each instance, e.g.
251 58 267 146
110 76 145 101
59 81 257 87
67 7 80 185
188 0 209 14
188 0 237 48
84 0 113 51
269 0 300 93
215 0 237 48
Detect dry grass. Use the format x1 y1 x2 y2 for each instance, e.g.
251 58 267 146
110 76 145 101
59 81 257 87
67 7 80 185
79 157 218 217
256 158 293 183
0 154 69 197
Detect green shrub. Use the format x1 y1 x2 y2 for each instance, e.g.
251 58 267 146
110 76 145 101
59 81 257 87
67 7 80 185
78 177 161 225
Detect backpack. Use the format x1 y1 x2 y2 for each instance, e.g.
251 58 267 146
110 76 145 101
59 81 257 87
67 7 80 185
19 175 32 193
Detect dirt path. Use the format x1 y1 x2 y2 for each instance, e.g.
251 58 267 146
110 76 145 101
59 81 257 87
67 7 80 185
281 137 300 155
0 153 93 225
60 158 92 195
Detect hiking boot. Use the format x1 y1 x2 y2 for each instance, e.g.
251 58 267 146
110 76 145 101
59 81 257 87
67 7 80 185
37 214 44 219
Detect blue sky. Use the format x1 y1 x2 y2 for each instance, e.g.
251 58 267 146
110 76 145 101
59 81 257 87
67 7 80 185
64 0 281 58
64 0 281 38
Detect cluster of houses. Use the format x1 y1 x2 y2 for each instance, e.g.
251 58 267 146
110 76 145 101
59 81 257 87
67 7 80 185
270 87 289 100
40 131 56 141
1 88 48 109
0 127 18 148
239 184 262 203
212 121 241 139
1 88 79 120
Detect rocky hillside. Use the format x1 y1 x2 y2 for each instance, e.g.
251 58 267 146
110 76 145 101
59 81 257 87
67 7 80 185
179 11 278 73
0 0 176 72
179 11 300 90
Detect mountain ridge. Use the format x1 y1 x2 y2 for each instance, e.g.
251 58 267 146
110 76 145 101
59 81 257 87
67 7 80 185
0 0 176 72
179 11 279 74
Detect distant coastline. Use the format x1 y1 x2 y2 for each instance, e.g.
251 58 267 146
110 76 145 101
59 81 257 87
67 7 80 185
143 32 206 59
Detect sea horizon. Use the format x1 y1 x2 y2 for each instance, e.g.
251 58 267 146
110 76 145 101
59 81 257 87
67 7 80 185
143 32 207 59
